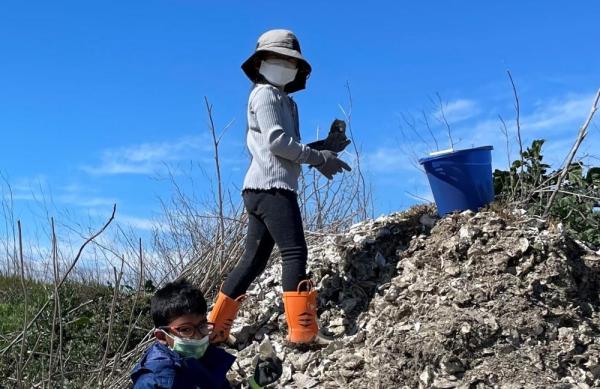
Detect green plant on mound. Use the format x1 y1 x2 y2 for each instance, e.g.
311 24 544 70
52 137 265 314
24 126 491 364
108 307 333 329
0 276 49 335
493 139 550 199
494 139 600 247
0 276 153 388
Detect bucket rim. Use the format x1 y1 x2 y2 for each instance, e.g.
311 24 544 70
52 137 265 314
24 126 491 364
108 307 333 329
418 145 493 164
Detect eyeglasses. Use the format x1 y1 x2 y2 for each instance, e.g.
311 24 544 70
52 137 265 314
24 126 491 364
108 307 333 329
161 322 214 339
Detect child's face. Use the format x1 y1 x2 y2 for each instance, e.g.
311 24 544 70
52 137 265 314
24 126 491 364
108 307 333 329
155 313 210 347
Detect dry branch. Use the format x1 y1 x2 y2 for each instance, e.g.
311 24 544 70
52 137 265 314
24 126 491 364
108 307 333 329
435 92 454 150
507 70 525 198
543 89 600 218
204 96 226 270
16 221 27 389
98 259 124 387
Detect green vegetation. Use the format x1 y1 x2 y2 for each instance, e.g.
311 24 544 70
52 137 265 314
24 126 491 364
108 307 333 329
494 139 600 247
0 275 153 388
0 277 48 335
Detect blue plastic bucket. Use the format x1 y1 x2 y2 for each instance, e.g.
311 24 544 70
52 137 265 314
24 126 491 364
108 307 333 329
419 146 494 215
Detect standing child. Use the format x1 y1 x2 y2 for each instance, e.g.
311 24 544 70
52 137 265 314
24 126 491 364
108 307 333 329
208 29 351 345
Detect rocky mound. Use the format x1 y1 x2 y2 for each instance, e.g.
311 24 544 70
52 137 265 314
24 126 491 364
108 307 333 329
224 206 600 388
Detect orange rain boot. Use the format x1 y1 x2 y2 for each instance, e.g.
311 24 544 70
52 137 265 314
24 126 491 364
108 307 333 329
208 291 245 344
282 280 319 344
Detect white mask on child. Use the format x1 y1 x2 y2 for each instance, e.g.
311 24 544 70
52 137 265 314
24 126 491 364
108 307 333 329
259 58 298 87
161 330 209 359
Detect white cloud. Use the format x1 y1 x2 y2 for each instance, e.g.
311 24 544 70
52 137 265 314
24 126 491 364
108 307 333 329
81 134 214 176
1 175 47 203
2 176 118 210
117 214 160 231
436 99 480 124
84 207 163 234
447 91 600 168
55 182 117 208
363 147 422 173
4 192 37 202
446 92 597 142
522 93 596 133
449 118 501 148
58 194 116 208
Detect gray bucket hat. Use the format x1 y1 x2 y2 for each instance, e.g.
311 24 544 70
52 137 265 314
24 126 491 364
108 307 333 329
242 29 312 93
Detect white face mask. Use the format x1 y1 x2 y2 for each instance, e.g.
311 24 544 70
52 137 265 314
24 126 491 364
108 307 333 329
161 330 209 359
258 58 298 87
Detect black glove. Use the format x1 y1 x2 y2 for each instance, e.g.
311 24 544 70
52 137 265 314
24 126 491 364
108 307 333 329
314 150 352 180
251 356 283 387
307 119 351 153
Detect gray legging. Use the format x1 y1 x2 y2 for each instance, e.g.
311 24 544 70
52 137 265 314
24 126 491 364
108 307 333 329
221 188 308 298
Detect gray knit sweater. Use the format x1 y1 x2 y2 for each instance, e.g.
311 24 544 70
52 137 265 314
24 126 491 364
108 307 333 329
243 83 323 192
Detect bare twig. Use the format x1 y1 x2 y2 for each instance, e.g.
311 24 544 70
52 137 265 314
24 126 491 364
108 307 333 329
421 109 439 151
435 92 454 150
405 191 434 203
498 115 512 169
543 89 600 218
205 96 226 270
98 259 124 387
21 331 44 377
17 220 27 389
507 70 525 198
0 175 18 277
498 114 516 200
108 238 146 382
47 217 65 385
535 188 600 202
401 112 431 151
64 300 95 317
339 80 372 220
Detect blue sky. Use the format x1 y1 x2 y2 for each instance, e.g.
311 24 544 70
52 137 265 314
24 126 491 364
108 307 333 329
1 0 599 239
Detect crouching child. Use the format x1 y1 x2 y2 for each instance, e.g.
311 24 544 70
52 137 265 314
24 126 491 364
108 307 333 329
131 279 235 389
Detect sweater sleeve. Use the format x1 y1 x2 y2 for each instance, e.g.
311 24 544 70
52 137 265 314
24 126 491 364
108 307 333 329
252 86 324 166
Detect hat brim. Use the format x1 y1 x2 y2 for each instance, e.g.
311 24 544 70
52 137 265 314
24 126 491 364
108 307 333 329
241 48 312 94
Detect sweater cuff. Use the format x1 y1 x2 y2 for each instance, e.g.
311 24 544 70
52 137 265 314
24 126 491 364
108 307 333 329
304 147 324 166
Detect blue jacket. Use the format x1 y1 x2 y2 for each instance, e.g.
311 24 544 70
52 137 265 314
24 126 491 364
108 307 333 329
131 342 236 389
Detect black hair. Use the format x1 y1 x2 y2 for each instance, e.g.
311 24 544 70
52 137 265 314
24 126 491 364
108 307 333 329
150 279 207 327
